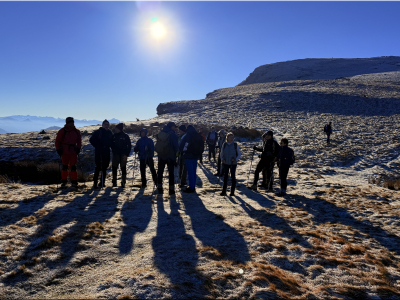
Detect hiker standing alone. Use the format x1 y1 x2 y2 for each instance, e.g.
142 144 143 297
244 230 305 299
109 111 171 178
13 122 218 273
155 122 179 195
179 125 204 193
220 132 241 196
55 117 82 188
89 119 113 188
214 129 226 176
111 123 131 188
324 122 333 144
276 138 295 197
250 131 280 192
134 128 157 189
206 126 218 162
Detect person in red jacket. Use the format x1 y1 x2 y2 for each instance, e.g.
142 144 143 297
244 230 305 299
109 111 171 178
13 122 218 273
55 117 82 188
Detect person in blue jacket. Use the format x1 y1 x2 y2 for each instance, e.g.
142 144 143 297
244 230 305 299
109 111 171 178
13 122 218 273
134 128 157 188
179 125 204 193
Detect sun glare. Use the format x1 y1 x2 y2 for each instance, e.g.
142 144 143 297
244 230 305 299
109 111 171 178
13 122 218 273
151 23 166 39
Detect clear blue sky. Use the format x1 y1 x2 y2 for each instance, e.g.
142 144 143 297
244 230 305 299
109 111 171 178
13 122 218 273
1 1 399 121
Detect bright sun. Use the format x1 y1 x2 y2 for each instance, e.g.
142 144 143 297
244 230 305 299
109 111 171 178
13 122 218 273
151 23 166 39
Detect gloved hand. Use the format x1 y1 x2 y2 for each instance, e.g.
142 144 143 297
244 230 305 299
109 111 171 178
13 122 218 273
56 148 63 156
75 147 81 155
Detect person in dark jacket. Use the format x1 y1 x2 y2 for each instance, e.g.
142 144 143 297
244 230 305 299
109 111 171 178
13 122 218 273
89 119 113 188
55 117 82 188
214 129 226 176
250 131 280 192
179 125 203 193
324 122 333 144
276 138 295 197
134 128 157 188
156 122 179 195
206 126 218 162
111 123 131 188
177 125 187 188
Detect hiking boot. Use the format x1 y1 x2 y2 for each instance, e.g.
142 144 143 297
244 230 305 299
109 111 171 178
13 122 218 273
220 191 227 196
179 184 186 189
112 181 117 188
276 191 286 197
71 181 78 188
169 189 175 195
267 188 274 193
141 183 147 189
158 187 164 194
214 172 220 176
230 192 235 196
250 184 257 191
60 181 67 188
121 181 125 188
183 188 195 193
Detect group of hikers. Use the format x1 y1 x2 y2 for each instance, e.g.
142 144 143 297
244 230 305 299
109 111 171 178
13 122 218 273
54 117 335 197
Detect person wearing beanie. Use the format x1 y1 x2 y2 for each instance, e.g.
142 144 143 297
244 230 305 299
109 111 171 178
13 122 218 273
55 117 82 188
155 121 178 195
206 126 218 162
276 138 295 197
89 119 113 188
134 128 157 188
111 123 131 188
177 125 187 188
214 129 226 176
250 130 280 192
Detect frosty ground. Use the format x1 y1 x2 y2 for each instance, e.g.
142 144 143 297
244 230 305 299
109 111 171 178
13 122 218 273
1 65 400 299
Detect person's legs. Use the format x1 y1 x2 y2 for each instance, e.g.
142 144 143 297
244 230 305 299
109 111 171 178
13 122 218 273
216 156 221 175
222 163 229 194
120 155 127 186
157 158 166 190
112 154 119 186
147 157 157 185
279 167 289 192
140 159 146 186
230 164 237 195
69 154 78 186
265 161 275 191
101 152 110 186
185 159 197 190
252 160 265 187
167 159 175 193
93 152 101 187
210 145 216 161
61 153 70 185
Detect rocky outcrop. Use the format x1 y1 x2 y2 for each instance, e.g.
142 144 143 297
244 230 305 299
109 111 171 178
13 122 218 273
238 56 400 86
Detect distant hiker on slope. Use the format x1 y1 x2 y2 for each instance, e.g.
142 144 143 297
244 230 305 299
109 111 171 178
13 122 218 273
214 129 226 177
324 121 333 144
177 125 187 188
179 125 204 193
155 122 179 195
220 132 241 196
89 119 113 189
111 123 131 188
134 128 157 189
55 117 82 188
206 126 218 162
276 138 295 197
250 131 280 192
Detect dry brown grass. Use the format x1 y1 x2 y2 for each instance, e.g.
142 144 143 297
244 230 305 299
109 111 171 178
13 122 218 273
83 222 104 239
341 244 366 256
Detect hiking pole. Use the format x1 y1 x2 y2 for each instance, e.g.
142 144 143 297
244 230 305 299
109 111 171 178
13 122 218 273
132 152 137 187
247 149 255 185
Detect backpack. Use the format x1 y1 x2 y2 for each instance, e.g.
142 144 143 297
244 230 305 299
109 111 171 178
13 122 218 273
155 131 173 157
187 132 205 157
207 132 217 145
223 142 238 157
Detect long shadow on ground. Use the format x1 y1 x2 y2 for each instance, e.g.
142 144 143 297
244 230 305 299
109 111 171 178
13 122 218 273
152 195 209 298
286 194 400 255
119 189 153 254
4 188 119 286
181 192 250 264
0 190 67 227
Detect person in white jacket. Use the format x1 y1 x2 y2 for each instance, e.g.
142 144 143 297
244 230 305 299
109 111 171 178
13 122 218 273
220 132 241 196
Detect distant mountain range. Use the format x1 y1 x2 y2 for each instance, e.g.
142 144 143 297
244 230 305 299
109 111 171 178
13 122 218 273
0 115 120 134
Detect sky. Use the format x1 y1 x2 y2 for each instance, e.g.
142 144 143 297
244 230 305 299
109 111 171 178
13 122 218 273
0 1 399 122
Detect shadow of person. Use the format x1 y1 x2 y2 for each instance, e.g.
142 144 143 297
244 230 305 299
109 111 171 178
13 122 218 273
152 196 208 298
181 193 250 264
119 189 153 254
0 189 68 228
286 194 400 255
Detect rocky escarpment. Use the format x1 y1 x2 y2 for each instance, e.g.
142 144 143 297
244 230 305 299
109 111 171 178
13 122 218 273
238 56 400 86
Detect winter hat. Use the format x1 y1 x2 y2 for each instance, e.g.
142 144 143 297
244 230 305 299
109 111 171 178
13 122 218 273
116 123 123 131
263 130 273 137
179 125 187 132
219 129 226 135
140 128 148 136
167 122 176 128
102 119 109 125
211 126 216 130
66 117 74 124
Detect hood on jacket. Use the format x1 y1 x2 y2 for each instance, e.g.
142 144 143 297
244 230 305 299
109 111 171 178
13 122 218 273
218 129 226 136
186 125 197 134
140 128 148 136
